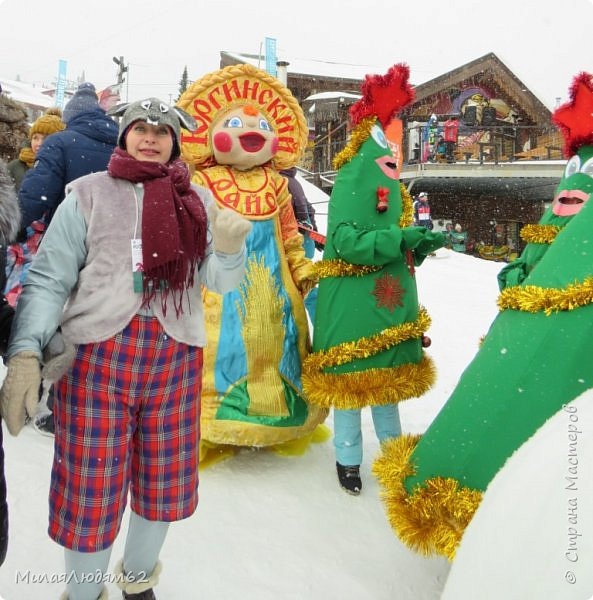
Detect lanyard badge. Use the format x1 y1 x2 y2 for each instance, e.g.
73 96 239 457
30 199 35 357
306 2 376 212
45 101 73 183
131 238 144 293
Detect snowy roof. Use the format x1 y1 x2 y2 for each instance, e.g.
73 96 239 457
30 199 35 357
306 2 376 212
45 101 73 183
302 91 361 103
0 78 54 109
222 51 387 82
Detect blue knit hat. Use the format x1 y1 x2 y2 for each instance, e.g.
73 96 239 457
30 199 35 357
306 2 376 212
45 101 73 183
63 82 100 123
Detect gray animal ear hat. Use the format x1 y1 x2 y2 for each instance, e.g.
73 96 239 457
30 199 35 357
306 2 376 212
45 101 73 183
108 98 197 160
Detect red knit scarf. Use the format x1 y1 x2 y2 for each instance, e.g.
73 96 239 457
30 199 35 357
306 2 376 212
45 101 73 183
107 147 207 316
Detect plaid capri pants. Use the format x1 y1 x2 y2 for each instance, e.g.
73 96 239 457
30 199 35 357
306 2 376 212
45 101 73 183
49 315 202 552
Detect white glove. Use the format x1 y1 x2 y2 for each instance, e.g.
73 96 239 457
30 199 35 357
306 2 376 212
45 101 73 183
208 203 251 254
0 351 41 436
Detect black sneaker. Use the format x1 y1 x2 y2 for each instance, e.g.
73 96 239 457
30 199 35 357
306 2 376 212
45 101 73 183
33 412 55 437
336 462 362 495
123 590 156 599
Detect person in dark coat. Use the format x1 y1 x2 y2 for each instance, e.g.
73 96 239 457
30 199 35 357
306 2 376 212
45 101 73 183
280 167 320 320
14 82 118 436
0 160 22 567
7 108 66 192
18 82 118 232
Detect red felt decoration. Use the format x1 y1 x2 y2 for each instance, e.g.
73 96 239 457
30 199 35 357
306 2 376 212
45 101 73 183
349 64 415 128
552 72 593 157
376 186 390 212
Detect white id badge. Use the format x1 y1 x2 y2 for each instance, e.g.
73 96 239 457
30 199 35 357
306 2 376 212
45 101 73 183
131 238 144 293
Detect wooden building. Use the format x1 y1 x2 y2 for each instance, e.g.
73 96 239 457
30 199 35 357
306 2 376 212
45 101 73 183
219 50 565 256
401 53 563 255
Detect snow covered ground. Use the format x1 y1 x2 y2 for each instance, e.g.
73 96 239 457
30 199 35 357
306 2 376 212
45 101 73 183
0 248 505 600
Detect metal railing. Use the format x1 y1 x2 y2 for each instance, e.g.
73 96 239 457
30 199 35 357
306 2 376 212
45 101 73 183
299 123 564 181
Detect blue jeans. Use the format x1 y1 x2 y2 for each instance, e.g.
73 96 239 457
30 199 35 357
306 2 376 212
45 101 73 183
334 404 401 466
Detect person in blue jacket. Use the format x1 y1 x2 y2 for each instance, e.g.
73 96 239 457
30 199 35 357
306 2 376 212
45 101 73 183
16 82 118 436
18 82 118 233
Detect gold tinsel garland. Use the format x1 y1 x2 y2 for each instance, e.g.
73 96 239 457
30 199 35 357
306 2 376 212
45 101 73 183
519 223 561 245
372 435 482 560
302 355 436 409
498 276 593 315
304 307 431 371
332 116 376 170
399 183 414 228
312 259 382 279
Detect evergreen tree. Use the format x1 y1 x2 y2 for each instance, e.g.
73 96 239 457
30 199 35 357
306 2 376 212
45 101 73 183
177 66 189 101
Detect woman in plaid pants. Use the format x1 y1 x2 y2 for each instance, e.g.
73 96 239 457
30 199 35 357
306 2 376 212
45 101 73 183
0 98 251 600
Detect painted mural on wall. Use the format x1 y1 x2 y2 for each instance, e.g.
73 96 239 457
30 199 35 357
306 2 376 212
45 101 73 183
429 85 516 124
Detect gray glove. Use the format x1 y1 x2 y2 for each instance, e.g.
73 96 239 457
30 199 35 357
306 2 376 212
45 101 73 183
208 203 252 254
42 331 76 382
0 351 41 436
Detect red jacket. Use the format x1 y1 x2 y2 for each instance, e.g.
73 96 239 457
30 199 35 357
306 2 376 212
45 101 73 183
443 118 459 143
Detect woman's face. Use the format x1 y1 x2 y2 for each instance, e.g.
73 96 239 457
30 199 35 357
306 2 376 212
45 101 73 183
124 120 174 163
30 133 46 155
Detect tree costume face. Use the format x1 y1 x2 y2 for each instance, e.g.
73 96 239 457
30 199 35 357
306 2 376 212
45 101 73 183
373 72 593 559
302 64 444 409
177 64 326 447
498 143 593 289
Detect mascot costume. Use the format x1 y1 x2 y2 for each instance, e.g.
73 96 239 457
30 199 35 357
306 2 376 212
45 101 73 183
301 64 444 494
178 64 327 449
373 71 593 559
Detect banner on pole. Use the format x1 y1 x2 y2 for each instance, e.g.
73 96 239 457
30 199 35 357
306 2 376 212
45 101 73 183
55 59 68 108
264 37 277 77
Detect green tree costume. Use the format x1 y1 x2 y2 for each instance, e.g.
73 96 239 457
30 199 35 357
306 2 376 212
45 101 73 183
373 72 593 559
302 65 444 410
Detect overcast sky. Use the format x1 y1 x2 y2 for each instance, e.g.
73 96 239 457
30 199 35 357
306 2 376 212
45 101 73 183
0 0 591 109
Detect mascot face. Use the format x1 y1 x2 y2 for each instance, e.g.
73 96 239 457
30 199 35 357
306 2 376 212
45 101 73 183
211 104 279 170
552 145 593 216
329 120 403 230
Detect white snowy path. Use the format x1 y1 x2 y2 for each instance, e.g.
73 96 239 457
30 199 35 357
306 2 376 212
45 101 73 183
0 249 503 599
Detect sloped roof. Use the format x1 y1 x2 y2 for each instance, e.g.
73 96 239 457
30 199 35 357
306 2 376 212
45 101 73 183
0 78 54 109
221 51 367 86
408 52 550 125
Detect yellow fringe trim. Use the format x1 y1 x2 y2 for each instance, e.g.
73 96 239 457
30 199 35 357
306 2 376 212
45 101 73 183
269 423 332 456
313 259 382 279
199 440 239 469
498 276 593 315
302 354 436 409
373 435 482 560
332 117 376 170
519 223 560 245
399 183 414 228
304 307 431 371
198 425 331 468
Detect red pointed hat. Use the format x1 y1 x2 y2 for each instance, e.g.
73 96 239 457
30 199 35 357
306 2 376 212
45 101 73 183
552 72 593 157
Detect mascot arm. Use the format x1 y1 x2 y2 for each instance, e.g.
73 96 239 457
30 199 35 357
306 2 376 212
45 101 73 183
331 222 406 265
279 189 316 295
401 227 445 266
497 258 528 290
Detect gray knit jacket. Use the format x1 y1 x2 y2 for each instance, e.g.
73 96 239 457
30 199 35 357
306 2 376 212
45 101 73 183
8 172 246 358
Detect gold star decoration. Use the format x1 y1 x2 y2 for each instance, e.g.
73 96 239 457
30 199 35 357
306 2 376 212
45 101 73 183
371 273 405 312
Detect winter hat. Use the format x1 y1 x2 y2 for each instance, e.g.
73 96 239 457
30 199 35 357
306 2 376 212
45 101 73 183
418 192 428 198
107 98 197 160
29 107 65 139
63 82 100 123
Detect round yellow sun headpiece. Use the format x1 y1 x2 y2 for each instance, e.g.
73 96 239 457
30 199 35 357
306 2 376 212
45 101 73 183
177 63 308 170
